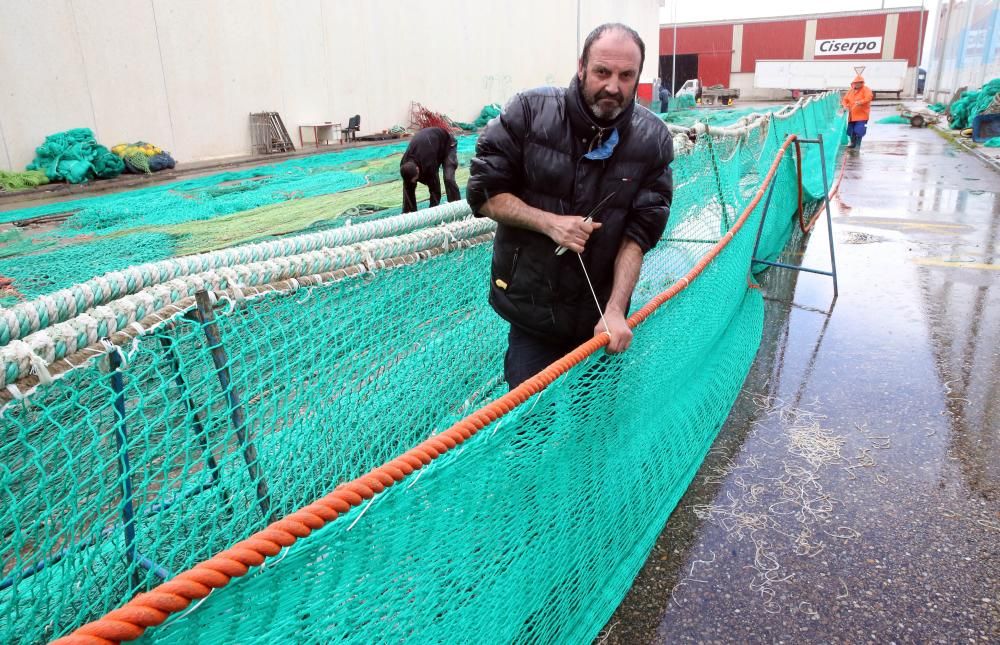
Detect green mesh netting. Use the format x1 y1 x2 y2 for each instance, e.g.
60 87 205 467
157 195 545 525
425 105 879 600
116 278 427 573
984 137 1000 147
660 105 781 128
0 233 175 301
947 78 1000 129
454 104 502 131
0 93 844 644
122 151 152 174
0 137 478 305
877 115 911 124
668 94 697 111
26 128 125 184
0 170 49 192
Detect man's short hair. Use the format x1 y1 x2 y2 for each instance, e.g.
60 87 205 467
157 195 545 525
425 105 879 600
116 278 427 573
400 161 419 183
580 23 645 74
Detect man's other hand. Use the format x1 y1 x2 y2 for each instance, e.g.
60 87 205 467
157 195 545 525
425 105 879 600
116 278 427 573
545 215 602 254
597 310 633 354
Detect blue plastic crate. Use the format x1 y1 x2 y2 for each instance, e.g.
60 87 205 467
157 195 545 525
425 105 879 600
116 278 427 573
972 112 1000 142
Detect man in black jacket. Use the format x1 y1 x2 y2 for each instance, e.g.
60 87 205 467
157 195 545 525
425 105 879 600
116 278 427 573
466 23 673 389
400 126 461 213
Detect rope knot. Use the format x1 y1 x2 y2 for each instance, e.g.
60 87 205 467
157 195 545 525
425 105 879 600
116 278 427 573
7 339 54 385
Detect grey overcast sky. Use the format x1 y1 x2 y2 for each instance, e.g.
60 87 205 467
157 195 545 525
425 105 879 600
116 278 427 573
658 0 939 66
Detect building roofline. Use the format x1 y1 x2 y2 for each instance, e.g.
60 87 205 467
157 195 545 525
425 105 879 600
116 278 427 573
660 6 926 29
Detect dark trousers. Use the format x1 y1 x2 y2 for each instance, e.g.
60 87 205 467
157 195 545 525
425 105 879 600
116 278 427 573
441 144 461 204
847 120 868 148
504 325 578 390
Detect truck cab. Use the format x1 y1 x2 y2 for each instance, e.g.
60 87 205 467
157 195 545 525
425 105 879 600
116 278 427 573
676 78 740 106
676 79 703 100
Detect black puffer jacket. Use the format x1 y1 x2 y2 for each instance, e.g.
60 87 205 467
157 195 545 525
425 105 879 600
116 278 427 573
400 126 453 183
467 76 673 343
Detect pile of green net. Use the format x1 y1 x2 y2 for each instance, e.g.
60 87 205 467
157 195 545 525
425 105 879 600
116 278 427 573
26 128 125 184
668 94 697 111
927 102 946 113
877 115 911 124
0 169 49 192
946 77 1000 129
0 93 845 643
454 104 502 131
984 137 1000 147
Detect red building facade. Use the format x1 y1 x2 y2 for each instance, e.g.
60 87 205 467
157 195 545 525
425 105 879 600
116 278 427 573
659 7 928 96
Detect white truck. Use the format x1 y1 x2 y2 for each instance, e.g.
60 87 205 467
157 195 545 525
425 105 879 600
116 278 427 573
754 59 909 99
676 79 741 106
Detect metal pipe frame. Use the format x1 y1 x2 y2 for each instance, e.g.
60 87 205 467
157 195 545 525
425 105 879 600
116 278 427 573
192 290 271 523
749 134 839 299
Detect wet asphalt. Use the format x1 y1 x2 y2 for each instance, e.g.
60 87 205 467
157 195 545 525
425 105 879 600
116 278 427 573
602 106 999 644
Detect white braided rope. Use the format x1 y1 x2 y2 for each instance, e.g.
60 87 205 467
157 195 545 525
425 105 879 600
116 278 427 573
0 216 496 389
667 92 834 142
0 200 475 347
667 91 837 154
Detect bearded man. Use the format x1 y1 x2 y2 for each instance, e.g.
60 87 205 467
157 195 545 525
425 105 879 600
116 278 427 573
467 23 674 389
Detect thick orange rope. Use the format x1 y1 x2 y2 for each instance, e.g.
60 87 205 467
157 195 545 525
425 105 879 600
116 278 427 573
51 135 798 645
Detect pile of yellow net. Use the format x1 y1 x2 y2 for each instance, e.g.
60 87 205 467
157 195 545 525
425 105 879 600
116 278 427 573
111 141 176 174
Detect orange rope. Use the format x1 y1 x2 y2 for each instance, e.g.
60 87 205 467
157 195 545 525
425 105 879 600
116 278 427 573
51 135 799 645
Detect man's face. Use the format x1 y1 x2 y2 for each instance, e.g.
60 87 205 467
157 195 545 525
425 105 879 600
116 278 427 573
578 30 642 121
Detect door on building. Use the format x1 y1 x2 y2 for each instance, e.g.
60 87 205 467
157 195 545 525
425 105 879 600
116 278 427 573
660 54 699 95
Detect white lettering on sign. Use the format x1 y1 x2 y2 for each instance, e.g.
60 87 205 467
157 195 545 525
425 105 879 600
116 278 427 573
814 37 883 57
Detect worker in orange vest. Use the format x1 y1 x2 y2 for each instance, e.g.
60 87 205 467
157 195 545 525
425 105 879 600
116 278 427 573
842 74 874 150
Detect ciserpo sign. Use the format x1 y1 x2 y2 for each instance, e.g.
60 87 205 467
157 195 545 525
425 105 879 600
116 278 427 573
814 37 883 56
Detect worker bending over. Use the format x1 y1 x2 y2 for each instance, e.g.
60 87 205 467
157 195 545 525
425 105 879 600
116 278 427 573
399 126 461 213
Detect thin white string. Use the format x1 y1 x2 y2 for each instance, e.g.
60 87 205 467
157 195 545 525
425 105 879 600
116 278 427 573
576 253 610 337
163 589 214 625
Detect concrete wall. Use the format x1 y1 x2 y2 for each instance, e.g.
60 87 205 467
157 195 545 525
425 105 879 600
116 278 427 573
0 0 659 170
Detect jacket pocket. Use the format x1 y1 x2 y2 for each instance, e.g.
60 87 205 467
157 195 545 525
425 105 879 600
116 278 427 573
493 245 521 291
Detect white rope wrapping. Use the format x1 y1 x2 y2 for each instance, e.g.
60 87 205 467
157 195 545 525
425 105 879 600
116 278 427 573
667 91 833 145
5 339 54 386
0 200 476 347
0 216 496 389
